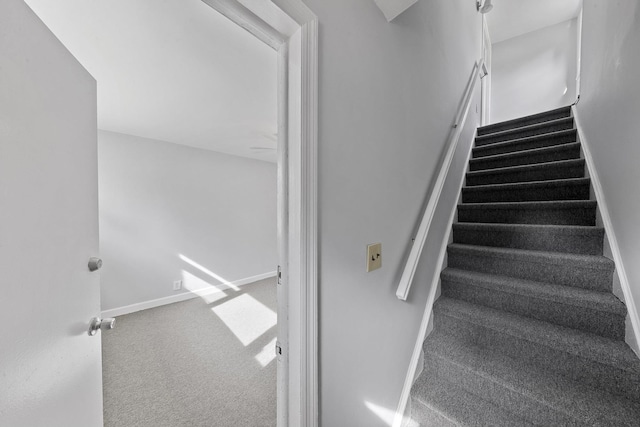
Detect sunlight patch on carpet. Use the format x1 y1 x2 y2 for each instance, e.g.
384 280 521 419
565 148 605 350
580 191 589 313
211 293 276 346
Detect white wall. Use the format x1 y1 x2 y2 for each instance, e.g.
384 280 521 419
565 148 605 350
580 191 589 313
302 0 482 425
490 18 578 123
577 0 640 351
98 131 277 311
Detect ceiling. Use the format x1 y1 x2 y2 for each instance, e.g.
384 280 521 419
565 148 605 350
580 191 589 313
486 0 582 44
24 0 278 162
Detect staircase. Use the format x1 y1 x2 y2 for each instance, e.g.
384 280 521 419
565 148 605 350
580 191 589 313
409 106 640 426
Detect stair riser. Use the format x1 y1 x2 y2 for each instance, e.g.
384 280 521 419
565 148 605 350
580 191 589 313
452 226 603 255
409 398 458 427
462 182 590 203
434 310 640 401
473 131 577 158
477 108 572 136
476 119 574 146
457 205 597 226
466 162 585 186
423 351 580 426
470 145 581 171
411 371 533 426
447 249 613 292
441 280 625 339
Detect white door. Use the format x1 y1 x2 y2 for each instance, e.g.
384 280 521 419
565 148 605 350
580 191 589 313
0 1 102 426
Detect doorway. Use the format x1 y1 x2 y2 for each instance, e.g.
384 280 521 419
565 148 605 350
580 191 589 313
12 0 318 425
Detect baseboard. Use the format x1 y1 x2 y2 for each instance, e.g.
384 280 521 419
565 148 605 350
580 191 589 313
101 271 277 318
572 105 640 356
393 210 456 427
392 129 478 427
400 397 413 427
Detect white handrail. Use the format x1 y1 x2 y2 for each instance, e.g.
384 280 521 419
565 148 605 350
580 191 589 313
396 60 484 301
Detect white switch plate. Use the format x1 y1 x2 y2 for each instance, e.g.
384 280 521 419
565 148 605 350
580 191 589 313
173 280 182 291
366 243 382 272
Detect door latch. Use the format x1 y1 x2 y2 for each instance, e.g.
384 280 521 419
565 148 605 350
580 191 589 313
88 317 116 336
88 257 103 272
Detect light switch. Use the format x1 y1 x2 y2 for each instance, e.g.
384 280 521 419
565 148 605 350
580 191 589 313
366 243 382 272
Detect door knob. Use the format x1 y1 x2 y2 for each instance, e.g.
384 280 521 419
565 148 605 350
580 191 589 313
88 317 116 336
88 257 103 272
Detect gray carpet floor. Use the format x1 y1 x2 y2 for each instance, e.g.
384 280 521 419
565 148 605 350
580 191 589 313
102 277 277 427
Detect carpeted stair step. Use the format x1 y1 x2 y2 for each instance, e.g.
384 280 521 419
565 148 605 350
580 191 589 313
433 297 640 401
423 331 640 426
475 117 575 146
465 159 585 186
477 106 572 136
473 129 577 158
469 142 581 172
410 368 532 426
452 222 604 255
457 200 597 226
408 395 457 427
461 178 591 203
447 244 614 291
440 268 625 339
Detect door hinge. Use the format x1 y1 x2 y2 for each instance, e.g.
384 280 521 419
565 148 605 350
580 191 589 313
275 341 283 356
277 265 282 285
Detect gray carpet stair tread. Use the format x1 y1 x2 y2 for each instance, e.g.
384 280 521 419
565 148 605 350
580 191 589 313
448 242 613 291
423 332 640 426
447 243 614 272
409 396 458 427
469 142 581 171
434 297 640 375
461 177 591 203
463 177 590 192
441 268 626 316
452 221 603 254
459 200 597 211
441 267 624 339
411 369 533 427
477 106 572 136
465 158 585 184
452 222 603 238
473 129 577 158
475 117 574 146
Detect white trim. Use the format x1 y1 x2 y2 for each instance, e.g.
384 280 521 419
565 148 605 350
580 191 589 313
201 0 284 49
300 18 318 427
572 105 640 354
275 36 290 427
297 19 319 427
199 2 318 426
392 127 478 427
393 56 482 427
396 60 483 301
101 271 277 318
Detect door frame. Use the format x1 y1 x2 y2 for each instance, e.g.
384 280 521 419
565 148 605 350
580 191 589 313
200 1 318 426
